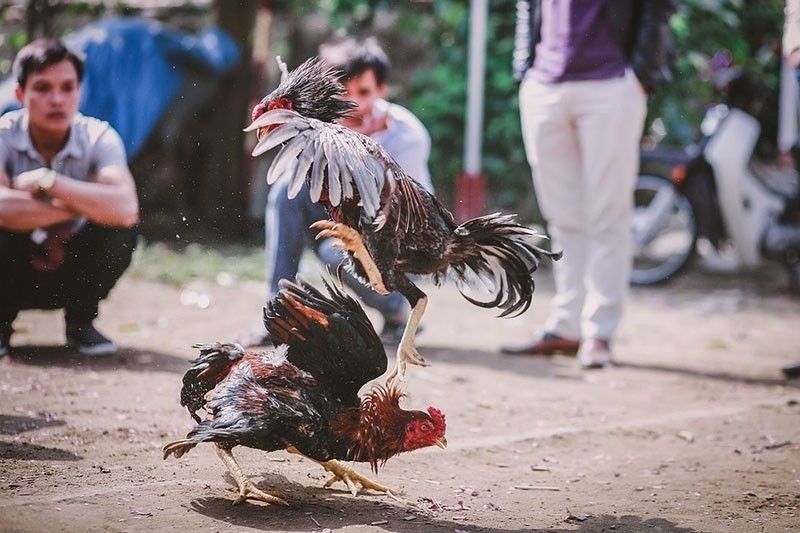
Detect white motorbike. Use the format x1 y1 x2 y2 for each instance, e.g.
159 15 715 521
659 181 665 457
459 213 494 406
631 76 800 291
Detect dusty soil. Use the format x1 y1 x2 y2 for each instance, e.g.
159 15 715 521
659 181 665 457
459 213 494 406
1 263 799 532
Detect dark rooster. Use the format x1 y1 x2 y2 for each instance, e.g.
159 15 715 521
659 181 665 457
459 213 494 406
246 57 561 383
163 278 446 505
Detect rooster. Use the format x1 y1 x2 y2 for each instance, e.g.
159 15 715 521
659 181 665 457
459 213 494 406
246 58 560 384
163 278 446 505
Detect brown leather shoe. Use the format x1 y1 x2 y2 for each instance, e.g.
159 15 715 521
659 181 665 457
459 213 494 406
501 333 580 356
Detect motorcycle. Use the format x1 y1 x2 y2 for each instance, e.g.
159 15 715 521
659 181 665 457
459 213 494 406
631 71 800 292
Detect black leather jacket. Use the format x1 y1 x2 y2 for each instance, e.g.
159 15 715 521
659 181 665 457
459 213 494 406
513 0 678 93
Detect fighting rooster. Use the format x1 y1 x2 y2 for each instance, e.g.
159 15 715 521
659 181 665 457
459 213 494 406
246 58 560 383
163 278 446 506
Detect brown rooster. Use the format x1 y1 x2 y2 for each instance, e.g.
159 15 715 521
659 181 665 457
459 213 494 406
246 57 561 384
163 278 446 505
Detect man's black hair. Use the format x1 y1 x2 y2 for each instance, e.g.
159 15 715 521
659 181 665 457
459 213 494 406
13 38 84 88
320 37 390 85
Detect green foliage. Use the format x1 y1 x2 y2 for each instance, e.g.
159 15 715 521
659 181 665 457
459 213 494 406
129 241 265 286
650 0 785 147
407 0 529 210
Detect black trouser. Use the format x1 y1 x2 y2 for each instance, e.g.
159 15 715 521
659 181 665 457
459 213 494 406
0 224 137 327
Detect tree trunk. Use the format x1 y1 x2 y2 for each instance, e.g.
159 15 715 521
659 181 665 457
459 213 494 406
201 0 260 240
25 0 56 40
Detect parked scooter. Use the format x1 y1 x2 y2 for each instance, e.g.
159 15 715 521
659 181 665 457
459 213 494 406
631 70 800 292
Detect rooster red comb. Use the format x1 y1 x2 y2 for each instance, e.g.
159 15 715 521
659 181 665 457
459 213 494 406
427 406 446 432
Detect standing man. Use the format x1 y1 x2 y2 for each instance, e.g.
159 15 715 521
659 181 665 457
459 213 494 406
503 1 676 368
780 0 800 379
0 39 139 357
240 37 433 347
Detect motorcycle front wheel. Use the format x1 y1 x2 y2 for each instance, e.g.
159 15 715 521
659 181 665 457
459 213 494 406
630 174 698 285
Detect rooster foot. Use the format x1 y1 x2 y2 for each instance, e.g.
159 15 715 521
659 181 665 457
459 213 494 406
319 460 400 499
215 445 288 506
233 481 289 507
386 340 429 386
309 220 389 295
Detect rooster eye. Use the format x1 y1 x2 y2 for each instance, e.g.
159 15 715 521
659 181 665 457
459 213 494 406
420 423 431 432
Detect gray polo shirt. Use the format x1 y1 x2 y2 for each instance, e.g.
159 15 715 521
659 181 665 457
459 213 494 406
0 109 128 185
0 110 128 236
370 99 433 193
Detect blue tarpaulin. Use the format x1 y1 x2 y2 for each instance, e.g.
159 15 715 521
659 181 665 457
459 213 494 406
0 17 240 160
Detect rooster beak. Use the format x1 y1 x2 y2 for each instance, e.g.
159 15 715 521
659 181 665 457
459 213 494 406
244 108 294 133
434 437 447 449
244 109 298 157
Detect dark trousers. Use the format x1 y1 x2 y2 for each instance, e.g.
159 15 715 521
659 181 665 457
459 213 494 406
0 224 137 326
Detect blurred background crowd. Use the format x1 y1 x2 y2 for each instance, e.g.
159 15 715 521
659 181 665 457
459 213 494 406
0 0 788 242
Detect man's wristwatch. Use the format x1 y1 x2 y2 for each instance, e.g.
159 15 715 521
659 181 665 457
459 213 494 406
38 169 56 193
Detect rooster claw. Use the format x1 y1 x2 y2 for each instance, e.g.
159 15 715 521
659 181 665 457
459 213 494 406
310 220 340 241
232 482 288 507
319 460 400 499
308 221 390 296
385 344 429 387
309 220 336 231
385 363 405 388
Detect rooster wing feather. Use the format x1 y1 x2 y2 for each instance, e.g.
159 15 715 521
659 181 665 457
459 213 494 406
264 277 387 404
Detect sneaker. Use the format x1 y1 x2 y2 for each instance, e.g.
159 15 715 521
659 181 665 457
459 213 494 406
66 323 117 357
577 339 613 369
0 324 11 357
501 332 580 356
782 363 800 379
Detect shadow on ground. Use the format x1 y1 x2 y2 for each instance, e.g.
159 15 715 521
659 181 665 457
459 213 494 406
417 344 799 390
5 347 188 373
0 440 82 461
0 414 66 435
189 478 697 532
616 361 800 389
418 345 582 382
569 514 698 532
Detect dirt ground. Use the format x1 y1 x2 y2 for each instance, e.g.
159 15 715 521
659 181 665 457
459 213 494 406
1 262 799 533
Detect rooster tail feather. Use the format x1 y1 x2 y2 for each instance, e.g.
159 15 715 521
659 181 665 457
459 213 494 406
180 343 246 423
446 213 561 317
162 419 225 459
162 438 198 460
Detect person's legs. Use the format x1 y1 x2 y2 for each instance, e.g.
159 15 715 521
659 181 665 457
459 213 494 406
518 77 586 341
60 224 138 327
573 72 646 352
0 231 31 327
0 231 31 353
241 182 329 347
265 180 322 298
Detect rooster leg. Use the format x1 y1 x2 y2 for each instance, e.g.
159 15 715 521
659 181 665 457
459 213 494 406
285 447 399 499
386 291 429 386
318 459 400 499
309 220 389 295
215 445 288 506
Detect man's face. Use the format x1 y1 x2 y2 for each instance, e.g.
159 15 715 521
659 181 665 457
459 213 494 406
342 69 387 121
15 60 80 135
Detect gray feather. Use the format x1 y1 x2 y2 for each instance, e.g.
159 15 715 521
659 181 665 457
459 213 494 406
288 136 316 198
267 135 306 185
251 123 301 157
309 139 327 203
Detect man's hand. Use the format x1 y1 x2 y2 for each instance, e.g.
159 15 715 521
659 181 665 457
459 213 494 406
790 48 800 70
343 111 389 137
12 167 52 194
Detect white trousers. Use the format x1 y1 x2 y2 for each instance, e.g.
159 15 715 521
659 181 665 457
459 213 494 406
519 71 647 341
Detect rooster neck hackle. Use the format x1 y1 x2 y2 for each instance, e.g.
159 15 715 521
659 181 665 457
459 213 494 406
330 385 418 472
261 57 355 123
